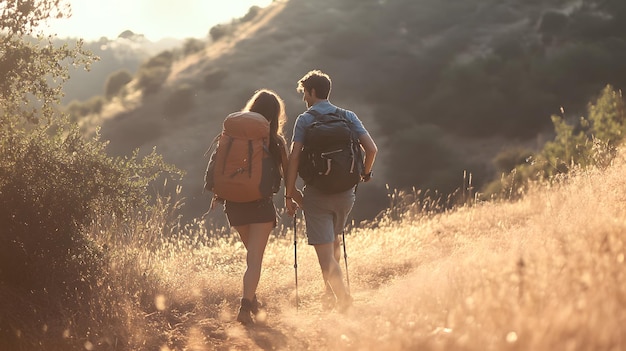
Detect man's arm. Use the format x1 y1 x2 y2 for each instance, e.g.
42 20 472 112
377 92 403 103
359 133 378 182
285 141 304 216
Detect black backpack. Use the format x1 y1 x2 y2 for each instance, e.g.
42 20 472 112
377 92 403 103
298 108 364 193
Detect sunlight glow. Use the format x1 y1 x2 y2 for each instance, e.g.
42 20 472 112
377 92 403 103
506 332 518 343
256 309 268 323
155 294 167 311
43 0 274 41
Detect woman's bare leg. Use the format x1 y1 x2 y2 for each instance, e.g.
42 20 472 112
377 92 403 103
235 222 273 300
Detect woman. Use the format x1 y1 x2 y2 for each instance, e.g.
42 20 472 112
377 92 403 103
221 89 290 325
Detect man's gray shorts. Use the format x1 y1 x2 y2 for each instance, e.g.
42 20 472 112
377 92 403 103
302 185 356 245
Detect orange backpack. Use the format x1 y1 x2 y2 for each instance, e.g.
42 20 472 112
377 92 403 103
204 111 281 202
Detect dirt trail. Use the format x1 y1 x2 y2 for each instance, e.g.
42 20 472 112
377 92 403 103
172 288 380 350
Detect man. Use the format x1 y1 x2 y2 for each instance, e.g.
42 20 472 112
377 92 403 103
285 69 378 311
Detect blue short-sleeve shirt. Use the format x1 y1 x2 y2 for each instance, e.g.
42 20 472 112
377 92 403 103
292 100 368 143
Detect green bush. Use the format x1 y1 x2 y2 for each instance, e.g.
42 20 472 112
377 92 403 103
0 121 179 347
539 85 626 177
209 23 231 42
0 37 91 126
65 99 90 119
105 69 133 99
182 38 206 56
64 95 105 121
137 51 174 95
587 84 626 145
85 95 105 113
137 66 169 95
483 85 626 199
142 50 174 69
0 1 186 348
241 5 261 22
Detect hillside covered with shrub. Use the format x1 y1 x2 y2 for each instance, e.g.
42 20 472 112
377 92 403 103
71 0 626 224
60 32 184 104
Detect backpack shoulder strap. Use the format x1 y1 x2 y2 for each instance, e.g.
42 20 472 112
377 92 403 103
334 108 351 122
307 109 322 119
307 108 348 121
333 108 358 134
204 133 221 157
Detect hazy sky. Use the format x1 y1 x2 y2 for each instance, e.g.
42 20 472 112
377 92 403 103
43 0 274 41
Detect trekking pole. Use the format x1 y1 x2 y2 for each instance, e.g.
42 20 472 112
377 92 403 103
342 230 350 295
293 212 299 310
342 182 360 295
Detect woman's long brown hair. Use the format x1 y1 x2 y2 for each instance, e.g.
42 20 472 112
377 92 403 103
244 89 287 164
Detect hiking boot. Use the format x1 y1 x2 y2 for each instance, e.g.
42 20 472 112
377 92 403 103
336 294 353 313
237 298 254 325
321 289 336 311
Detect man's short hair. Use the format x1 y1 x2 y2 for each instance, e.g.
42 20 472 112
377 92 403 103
297 70 331 99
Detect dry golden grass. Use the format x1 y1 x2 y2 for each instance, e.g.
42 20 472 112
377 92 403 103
83 148 626 350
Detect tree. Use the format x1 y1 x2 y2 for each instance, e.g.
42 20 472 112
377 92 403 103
182 38 205 56
541 85 626 173
104 69 133 99
541 115 591 176
587 85 626 146
483 85 626 199
0 0 94 126
209 23 230 41
0 2 180 348
137 50 173 94
241 5 261 22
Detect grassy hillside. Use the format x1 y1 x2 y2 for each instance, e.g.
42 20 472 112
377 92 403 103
5 144 625 350
152 148 626 350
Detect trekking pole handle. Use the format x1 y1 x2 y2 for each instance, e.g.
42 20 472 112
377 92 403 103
293 213 298 269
